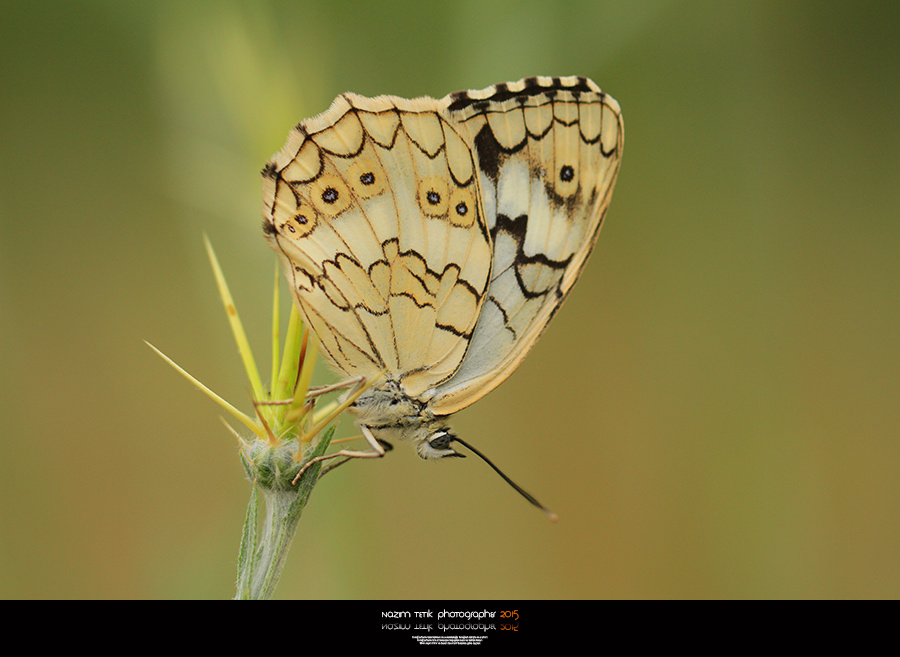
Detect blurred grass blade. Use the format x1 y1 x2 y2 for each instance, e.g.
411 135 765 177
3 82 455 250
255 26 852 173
271 262 280 397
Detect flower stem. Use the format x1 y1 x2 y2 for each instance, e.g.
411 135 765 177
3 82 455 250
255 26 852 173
234 428 334 600
246 488 301 599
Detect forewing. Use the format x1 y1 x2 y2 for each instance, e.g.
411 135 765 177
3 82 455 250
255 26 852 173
430 76 624 414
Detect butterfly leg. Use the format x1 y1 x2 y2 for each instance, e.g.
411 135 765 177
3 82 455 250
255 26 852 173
305 376 369 399
319 438 393 477
292 425 389 484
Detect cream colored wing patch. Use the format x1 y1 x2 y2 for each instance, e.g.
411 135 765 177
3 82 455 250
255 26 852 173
429 76 624 414
262 93 492 398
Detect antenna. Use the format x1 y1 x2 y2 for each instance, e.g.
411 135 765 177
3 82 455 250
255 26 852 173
451 436 558 522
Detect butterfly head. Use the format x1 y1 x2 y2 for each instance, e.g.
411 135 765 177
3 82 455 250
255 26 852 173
416 426 465 460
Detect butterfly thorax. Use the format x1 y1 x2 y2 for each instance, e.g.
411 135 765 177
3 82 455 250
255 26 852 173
350 380 462 460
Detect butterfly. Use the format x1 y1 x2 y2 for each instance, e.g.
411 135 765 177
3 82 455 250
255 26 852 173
261 76 623 515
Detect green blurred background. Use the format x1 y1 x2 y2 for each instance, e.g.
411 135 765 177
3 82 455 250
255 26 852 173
2 0 898 599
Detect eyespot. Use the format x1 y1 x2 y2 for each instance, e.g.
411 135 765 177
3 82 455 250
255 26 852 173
310 174 352 216
279 200 317 239
556 163 578 196
347 158 386 198
448 186 476 227
417 177 449 217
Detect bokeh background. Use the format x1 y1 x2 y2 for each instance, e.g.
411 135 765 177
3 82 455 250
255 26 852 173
2 0 898 599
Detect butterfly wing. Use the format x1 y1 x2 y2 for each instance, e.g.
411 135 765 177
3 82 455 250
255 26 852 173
262 93 493 398
429 76 624 414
